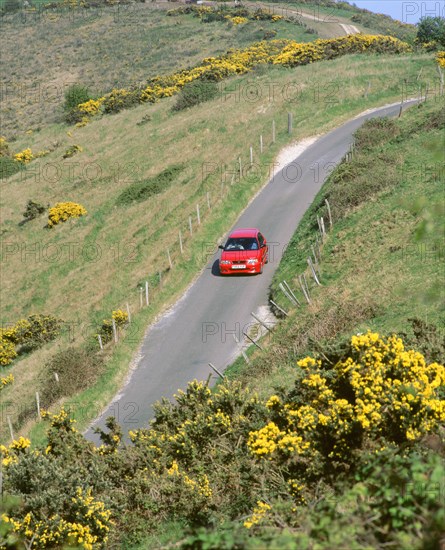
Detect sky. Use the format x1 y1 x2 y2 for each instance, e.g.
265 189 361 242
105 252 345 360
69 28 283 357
346 1 445 24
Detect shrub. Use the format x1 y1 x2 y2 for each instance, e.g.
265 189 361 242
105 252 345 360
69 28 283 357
40 346 104 406
0 374 14 391
98 309 129 344
13 148 33 164
102 88 140 114
416 16 445 48
353 117 399 150
62 144 82 158
47 202 87 227
0 335 17 366
7 314 63 352
172 80 218 111
0 156 21 180
22 200 46 222
116 165 184 205
0 136 10 157
63 84 92 114
247 333 445 477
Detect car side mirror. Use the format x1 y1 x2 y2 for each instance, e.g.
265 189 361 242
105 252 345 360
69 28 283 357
218 245 224 250
261 243 266 248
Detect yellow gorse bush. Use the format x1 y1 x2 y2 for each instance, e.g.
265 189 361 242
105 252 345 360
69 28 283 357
244 501 271 529
436 51 445 68
248 333 445 463
0 334 18 366
1 487 112 549
47 202 87 227
13 148 33 164
72 34 410 124
226 15 248 25
0 373 14 391
0 136 10 156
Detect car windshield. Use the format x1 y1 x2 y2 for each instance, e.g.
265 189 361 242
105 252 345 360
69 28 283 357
224 237 258 251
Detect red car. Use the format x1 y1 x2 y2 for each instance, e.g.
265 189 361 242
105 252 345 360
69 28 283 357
219 228 268 275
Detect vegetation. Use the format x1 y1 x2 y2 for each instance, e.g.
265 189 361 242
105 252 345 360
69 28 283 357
416 16 445 48
1 5 444 547
172 80 219 112
1 43 440 446
0 331 443 548
0 3 317 135
116 165 185 206
0 92 443 550
67 35 411 125
22 200 46 222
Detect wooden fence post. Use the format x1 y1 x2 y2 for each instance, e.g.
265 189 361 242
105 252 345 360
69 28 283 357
208 362 225 380
269 299 288 317
36 392 41 421
167 249 173 269
7 415 14 442
325 199 333 229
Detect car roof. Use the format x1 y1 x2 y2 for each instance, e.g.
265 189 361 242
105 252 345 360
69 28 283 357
228 228 259 238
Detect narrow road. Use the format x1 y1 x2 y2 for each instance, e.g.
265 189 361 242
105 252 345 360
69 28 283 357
243 1 361 36
86 100 415 443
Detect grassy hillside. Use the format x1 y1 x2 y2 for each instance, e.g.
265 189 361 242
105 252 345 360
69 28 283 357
1 100 443 550
1 46 440 444
0 3 316 135
2 22 436 448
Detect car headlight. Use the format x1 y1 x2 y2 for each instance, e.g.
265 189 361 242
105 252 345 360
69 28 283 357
247 258 259 264
220 260 231 265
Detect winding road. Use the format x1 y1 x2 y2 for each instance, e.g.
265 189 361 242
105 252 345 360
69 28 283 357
86 100 416 443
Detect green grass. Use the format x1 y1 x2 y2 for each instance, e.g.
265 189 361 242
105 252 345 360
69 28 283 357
224 99 444 398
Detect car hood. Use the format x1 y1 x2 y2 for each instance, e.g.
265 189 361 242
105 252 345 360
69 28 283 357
221 249 261 261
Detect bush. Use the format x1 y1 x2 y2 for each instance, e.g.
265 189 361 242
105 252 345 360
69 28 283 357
62 144 82 158
0 136 10 157
7 314 63 352
40 346 104 407
98 309 129 345
0 334 17 366
13 148 33 164
116 165 184 205
0 156 21 180
47 202 87 227
354 117 400 150
22 200 46 222
247 333 445 478
416 16 445 48
63 84 92 114
172 80 218 111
